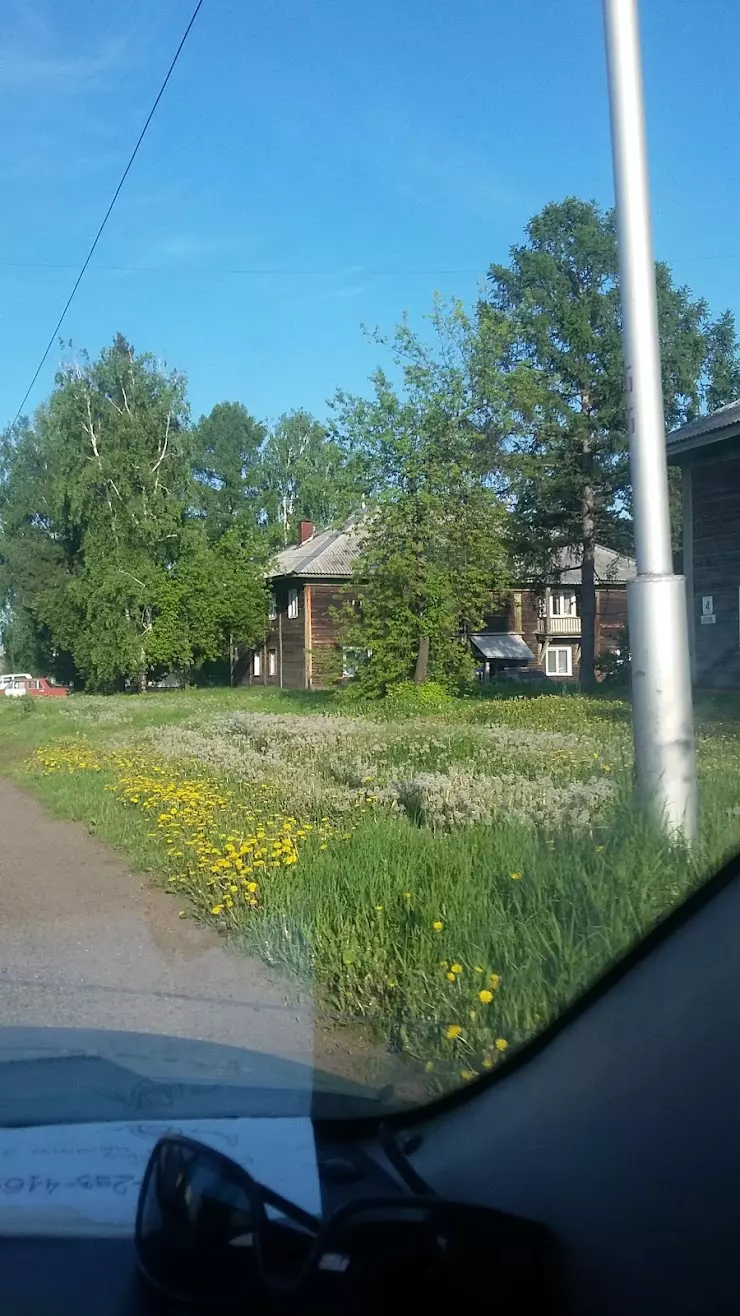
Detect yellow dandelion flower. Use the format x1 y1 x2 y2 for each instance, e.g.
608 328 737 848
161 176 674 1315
446 972 456 982
444 1025 463 1040
210 904 224 915
473 965 484 973
511 872 522 881
432 920 444 932
482 1057 494 1070
490 973 501 989
495 1038 509 1052
460 1069 476 1082
450 963 463 975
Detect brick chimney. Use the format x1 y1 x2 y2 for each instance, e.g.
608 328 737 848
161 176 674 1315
298 520 314 545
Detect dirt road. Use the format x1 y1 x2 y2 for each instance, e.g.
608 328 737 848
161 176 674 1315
0 779 324 1068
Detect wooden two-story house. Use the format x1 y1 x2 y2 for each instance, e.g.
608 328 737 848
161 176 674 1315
667 400 740 687
246 519 362 690
245 519 634 689
473 545 635 682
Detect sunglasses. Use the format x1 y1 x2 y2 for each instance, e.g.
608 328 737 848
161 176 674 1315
135 1134 558 1311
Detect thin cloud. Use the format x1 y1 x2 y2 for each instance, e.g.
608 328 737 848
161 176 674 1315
315 282 373 304
0 36 130 93
131 232 239 268
359 98 525 220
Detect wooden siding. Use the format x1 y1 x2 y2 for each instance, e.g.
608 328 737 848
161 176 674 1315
280 583 307 689
310 583 350 688
241 581 308 690
597 588 628 646
304 584 313 688
690 455 740 687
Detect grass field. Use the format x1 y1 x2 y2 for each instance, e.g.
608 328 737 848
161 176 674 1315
2 683 739 1090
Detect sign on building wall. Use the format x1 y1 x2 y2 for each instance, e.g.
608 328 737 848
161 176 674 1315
701 595 716 625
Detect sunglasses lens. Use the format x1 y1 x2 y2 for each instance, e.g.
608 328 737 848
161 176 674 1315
136 1139 261 1307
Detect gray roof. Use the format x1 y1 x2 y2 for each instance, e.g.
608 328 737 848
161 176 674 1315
667 400 740 458
554 544 636 585
268 518 364 580
471 633 535 662
269 518 634 588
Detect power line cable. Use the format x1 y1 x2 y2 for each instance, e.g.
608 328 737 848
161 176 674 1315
0 263 488 276
3 252 740 278
9 0 205 430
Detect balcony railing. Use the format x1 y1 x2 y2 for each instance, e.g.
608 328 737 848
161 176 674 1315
542 613 581 636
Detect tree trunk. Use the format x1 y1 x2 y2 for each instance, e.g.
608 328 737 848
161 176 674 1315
414 634 430 684
137 607 151 694
580 484 597 691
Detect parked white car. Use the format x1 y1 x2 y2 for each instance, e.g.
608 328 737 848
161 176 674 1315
0 673 32 691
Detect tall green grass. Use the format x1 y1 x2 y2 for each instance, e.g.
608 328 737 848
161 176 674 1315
6 685 740 1089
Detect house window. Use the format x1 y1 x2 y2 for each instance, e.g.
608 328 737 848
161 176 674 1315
545 646 573 677
267 649 277 677
252 652 262 677
287 588 299 619
342 648 362 678
268 593 277 621
550 591 577 617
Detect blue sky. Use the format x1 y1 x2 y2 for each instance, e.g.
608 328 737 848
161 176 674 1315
2 0 739 430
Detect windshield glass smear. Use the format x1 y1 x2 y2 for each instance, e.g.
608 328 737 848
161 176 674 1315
0 0 737 1118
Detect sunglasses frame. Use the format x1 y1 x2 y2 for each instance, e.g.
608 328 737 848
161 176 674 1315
135 1134 321 1308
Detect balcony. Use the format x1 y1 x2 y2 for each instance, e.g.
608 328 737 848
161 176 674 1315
539 613 582 637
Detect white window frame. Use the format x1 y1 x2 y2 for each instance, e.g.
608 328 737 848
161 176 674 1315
545 645 573 677
287 588 299 619
550 591 577 618
252 652 262 677
268 593 277 621
267 649 277 677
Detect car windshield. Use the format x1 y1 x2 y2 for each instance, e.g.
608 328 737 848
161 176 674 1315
0 0 737 1120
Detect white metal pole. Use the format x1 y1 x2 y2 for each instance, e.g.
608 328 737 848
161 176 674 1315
602 0 698 839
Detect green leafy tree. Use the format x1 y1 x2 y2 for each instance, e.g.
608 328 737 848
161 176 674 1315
333 310 509 695
3 339 183 687
0 407 82 681
192 401 266 539
485 197 740 688
1 341 271 690
260 410 359 544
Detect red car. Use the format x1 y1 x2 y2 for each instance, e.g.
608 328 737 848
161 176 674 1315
5 677 69 698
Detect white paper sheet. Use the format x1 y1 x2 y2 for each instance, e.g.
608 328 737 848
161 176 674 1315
0 1117 319 1236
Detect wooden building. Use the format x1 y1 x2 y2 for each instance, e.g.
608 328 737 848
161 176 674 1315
245 519 633 689
245 518 361 690
668 401 740 688
473 544 634 683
